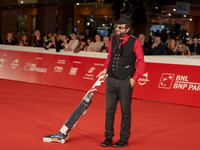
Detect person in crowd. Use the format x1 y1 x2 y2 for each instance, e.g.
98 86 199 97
181 43 190 56
78 32 85 40
16 34 31 46
0 35 3 44
189 35 200 55
43 34 48 44
85 28 92 39
64 31 79 52
10 31 18 44
87 34 103 52
167 39 179 55
188 39 193 45
138 34 148 55
57 33 62 42
87 37 93 46
53 33 57 38
33 30 44 47
5 32 17 45
148 35 156 46
47 32 53 41
100 37 110 53
165 34 171 47
80 38 88 51
148 36 168 55
97 14 145 148
56 33 68 52
176 38 182 46
45 36 57 50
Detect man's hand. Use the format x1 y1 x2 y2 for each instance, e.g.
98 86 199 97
130 78 136 87
96 69 107 78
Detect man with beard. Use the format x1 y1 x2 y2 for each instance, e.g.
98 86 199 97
97 14 145 148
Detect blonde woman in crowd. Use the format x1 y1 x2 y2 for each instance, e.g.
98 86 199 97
5 32 17 45
167 39 179 55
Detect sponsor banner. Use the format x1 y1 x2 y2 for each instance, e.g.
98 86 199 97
133 63 200 107
0 49 106 94
0 49 200 107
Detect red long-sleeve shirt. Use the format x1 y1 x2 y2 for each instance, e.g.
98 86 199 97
104 34 145 81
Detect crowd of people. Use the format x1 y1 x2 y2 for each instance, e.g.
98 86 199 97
138 33 200 55
0 29 200 55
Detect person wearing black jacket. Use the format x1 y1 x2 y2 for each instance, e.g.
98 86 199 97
44 36 57 50
5 32 17 45
148 36 168 55
138 34 148 55
33 30 44 47
56 33 68 52
189 35 200 55
0 35 3 44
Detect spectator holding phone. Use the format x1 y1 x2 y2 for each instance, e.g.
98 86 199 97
148 36 168 55
181 44 190 56
45 36 57 50
16 34 31 46
87 34 103 52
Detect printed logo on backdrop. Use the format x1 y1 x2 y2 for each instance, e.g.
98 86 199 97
159 73 200 91
69 67 78 75
0 59 6 67
83 67 95 80
11 59 19 69
54 66 63 73
23 62 47 73
57 60 66 65
36 57 43 60
173 75 200 91
138 72 150 85
158 73 175 89
73 61 81 64
88 67 95 73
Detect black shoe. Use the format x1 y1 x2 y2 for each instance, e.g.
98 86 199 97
113 139 128 148
100 138 113 147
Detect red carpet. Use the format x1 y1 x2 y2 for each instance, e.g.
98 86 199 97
0 79 200 150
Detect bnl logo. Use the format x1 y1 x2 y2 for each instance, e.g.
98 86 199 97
158 73 175 89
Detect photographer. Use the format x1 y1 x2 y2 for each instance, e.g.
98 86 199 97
44 36 57 50
148 36 168 55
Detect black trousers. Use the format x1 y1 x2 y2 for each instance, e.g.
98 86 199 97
105 76 133 142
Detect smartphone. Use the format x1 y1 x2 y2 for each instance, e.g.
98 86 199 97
20 41 22 44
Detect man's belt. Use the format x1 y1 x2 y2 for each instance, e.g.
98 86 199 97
110 74 119 79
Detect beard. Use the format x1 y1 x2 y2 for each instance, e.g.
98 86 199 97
115 30 127 38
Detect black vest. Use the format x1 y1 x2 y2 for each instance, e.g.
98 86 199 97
107 35 136 79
